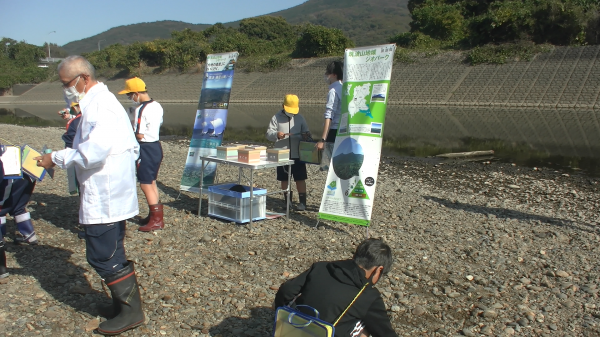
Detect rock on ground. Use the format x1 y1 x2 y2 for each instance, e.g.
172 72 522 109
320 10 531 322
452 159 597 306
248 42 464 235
1 124 600 336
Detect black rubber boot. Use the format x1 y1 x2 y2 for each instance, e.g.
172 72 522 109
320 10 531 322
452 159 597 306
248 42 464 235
96 262 144 335
97 296 120 319
0 240 8 278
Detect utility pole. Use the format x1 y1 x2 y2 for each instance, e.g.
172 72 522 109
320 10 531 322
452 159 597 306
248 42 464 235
47 31 56 60
98 39 106 51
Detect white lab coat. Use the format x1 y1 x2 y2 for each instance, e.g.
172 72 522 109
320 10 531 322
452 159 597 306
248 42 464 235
52 83 140 224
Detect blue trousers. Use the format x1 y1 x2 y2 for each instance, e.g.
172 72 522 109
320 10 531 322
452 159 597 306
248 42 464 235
0 176 36 217
84 221 127 279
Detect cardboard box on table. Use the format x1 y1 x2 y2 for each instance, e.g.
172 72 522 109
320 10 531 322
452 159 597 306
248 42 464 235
216 145 239 160
238 149 261 163
246 145 267 159
267 148 290 162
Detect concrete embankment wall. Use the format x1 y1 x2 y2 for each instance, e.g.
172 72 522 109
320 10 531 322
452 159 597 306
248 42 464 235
2 45 600 109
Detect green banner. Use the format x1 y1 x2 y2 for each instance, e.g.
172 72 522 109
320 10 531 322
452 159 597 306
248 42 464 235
318 44 396 227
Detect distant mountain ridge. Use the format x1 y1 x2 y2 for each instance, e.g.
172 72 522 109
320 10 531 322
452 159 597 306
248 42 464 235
62 0 410 54
62 21 213 55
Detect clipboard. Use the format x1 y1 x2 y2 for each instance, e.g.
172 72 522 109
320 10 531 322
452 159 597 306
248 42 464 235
20 145 47 181
0 145 22 179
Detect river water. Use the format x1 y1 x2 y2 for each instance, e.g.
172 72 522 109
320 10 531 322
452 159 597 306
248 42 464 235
2 104 600 176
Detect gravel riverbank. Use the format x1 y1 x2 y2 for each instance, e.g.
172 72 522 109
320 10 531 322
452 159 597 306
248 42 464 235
1 124 599 337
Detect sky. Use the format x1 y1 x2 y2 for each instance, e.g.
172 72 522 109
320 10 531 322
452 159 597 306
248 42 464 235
0 0 307 46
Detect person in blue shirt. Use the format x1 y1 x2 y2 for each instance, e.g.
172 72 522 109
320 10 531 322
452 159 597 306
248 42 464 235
316 61 343 151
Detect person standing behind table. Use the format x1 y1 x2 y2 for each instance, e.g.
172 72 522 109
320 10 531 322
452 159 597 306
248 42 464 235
118 77 164 232
316 61 343 152
266 94 311 211
35 55 144 336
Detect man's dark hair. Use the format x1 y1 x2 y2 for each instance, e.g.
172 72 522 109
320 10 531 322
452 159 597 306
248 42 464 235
325 61 343 81
353 238 393 275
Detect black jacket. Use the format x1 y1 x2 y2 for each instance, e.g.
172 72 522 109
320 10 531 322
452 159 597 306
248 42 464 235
274 260 398 337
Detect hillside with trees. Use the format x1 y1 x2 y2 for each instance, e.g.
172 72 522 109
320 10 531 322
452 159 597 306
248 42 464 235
269 0 411 46
82 17 354 76
62 0 411 55
392 0 600 64
62 21 212 55
0 38 49 91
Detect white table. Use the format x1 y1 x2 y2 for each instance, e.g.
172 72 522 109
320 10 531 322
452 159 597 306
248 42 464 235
198 155 294 225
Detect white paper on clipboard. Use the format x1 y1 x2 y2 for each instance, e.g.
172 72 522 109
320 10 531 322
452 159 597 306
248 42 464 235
0 146 22 177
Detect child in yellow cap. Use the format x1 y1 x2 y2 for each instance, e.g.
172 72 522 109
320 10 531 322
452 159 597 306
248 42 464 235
266 94 311 211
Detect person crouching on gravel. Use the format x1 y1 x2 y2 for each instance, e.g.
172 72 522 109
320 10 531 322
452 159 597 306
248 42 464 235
266 94 310 211
118 77 164 232
274 238 398 337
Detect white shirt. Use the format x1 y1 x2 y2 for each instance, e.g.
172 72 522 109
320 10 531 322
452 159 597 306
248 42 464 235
52 83 140 225
134 100 163 142
325 80 342 130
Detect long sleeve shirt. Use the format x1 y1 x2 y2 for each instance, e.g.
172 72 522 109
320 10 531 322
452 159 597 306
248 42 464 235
266 110 310 159
325 80 343 130
52 83 140 224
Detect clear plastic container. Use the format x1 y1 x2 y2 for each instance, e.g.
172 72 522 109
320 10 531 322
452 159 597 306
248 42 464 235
208 183 267 223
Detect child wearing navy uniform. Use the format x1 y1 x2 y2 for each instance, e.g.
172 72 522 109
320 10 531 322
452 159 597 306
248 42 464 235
119 77 164 232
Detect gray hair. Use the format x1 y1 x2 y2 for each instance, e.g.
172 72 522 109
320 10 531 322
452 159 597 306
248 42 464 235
58 55 96 80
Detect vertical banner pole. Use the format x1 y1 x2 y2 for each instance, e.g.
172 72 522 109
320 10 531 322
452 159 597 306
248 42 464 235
180 52 239 193
317 44 396 228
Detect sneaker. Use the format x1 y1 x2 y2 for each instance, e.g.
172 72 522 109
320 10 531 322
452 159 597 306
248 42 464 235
15 233 38 245
296 203 306 211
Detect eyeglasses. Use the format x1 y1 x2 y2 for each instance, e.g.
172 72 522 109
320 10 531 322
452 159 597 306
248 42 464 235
61 74 83 88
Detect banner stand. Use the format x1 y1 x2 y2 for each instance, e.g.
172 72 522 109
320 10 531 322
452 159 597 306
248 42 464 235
180 52 239 193
317 44 396 228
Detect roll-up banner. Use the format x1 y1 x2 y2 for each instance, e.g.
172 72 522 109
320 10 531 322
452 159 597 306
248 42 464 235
318 44 396 226
180 52 239 192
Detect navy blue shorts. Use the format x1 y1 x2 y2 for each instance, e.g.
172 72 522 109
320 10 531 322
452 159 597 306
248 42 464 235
277 159 307 182
0 175 36 217
137 141 163 184
84 221 127 278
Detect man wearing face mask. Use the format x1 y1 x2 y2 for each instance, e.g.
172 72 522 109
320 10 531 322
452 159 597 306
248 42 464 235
34 55 144 335
118 77 164 232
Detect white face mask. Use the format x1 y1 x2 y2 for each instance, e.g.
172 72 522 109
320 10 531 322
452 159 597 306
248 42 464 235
63 76 86 103
324 74 331 84
128 94 140 106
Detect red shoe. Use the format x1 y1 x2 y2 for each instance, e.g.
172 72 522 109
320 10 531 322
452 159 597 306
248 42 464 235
138 204 164 232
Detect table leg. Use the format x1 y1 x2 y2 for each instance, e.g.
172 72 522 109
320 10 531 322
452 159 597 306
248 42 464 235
249 168 254 226
286 162 291 221
198 159 205 218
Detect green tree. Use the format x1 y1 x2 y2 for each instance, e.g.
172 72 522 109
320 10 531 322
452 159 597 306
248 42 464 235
0 38 48 90
239 16 296 41
293 24 354 58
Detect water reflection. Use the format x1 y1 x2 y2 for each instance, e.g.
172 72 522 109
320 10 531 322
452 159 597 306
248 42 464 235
2 104 600 175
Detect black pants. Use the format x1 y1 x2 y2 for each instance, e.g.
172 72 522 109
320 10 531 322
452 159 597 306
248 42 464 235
0 176 36 217
326 129 337 143
84 221 127 279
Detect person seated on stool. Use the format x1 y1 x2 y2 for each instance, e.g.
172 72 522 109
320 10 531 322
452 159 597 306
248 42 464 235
118 77 164 232
266 94 310 211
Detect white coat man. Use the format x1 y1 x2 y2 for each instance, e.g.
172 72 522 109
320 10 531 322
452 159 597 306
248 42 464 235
35 55 144 335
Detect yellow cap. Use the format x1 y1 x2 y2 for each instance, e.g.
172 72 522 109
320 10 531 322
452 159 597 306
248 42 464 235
118 77 147 94
70 102 79 107
283 94 299 114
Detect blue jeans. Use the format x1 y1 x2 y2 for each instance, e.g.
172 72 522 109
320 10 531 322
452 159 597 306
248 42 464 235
84 221 127 279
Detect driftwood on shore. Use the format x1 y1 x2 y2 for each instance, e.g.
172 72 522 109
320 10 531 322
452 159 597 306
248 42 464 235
436 150 494 159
